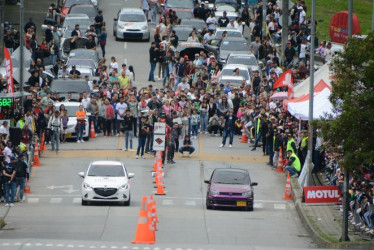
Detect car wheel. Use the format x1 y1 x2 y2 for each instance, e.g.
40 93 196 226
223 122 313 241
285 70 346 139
206 199 212 210
247 205 254 211
124 195 130 206
84 136 89 141
81 199 88 206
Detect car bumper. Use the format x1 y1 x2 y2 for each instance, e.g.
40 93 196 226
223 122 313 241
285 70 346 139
82 188 130 202
117 28 150 40
207 195 253 208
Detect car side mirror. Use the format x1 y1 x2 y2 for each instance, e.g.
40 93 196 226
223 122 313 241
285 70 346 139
78 172 85 178
204 180 210 184
113 18 118 22
128 173 135 179
251 182 258 186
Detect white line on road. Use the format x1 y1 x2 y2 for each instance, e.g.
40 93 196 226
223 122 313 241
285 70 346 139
27 198 40 203
254 202 264 209
274 203 286 210
50 198 63 203
27 194 80 197
185 200 196 206
162 199 174 206
124 42 128 49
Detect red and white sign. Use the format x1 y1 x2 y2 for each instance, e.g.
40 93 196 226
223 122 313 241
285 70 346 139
4 48 14 94
329 11 361 44
303 186 342 204
153 134 165 151
273 69 294 99
154 122 166 135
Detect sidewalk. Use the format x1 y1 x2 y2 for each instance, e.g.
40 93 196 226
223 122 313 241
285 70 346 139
291 178 374 249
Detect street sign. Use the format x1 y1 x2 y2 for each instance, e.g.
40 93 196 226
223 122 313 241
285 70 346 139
154 122 166 134
153 134 165 151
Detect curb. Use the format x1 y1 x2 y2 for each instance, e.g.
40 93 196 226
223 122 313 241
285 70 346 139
291 179 374 249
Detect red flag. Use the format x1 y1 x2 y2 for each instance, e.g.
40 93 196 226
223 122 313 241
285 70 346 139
272 69 294 99
4 48 14 94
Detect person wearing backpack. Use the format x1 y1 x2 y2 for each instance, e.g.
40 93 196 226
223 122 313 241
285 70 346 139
48 110 63 153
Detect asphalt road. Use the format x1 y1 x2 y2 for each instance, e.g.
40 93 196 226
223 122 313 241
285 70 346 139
1 0 317 249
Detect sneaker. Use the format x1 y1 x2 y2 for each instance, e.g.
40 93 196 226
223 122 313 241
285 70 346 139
188 154 192 157
77 140 81 143
122 148 128 151
180 152 184 156
141 155 145 159
80 140 84 143
116 133 120 137
10 203 14 207
205 131 209 134
251 148 256 151
136 155 139 159
229 144 232 148
219 144 224 148
19 199 24 203
104 133 107 136
170 160 176 164
5 203 9 207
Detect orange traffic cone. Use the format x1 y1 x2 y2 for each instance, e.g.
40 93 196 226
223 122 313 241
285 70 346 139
149 196 159 223
89 121 96 138
155 176 166 195
241 125 248 143
40 132 46 151
148 198 158 231
24 179 32 194
283 173 292 200
276 147 285 173
32 141 41 167
131 196 155 244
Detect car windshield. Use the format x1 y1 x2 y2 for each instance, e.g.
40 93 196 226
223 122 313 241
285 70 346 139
221 68 249 80
216 30 242 38
88 165 125 177
56 105 80 117
167 0 194 9
63 18 91 29
212 171 249 185
66 59 96 69
228 56 258 66
174 28 193 41
64 0 92 8
221 40 249 51
219 78 244 86
51 81 90 93
69 7 97 17
180 20 206 29
176 11 193 19
119 14 146 22
69 50 97 60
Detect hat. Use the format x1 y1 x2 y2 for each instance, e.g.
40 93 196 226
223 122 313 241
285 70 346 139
195 53 199 57
122 63 127 67
253 69 259 72
103 92 107 96
72 65 76 68
19 153 24 158
184 55 189 60
287 41 291 44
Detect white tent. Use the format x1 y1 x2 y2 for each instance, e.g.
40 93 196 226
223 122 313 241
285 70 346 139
287 88 334 120
293 63 334 98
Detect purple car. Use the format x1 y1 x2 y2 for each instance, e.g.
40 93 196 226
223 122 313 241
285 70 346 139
205 168 258 211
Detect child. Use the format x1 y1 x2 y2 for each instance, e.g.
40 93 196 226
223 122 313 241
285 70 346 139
61 110 69 143
191 109 200 139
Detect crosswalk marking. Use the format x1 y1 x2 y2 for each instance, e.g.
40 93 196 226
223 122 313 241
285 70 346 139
274 203 286 210
162 199 174 206
27 198 40 203
185 200 196 206
50 198 63 203
254 202 264 209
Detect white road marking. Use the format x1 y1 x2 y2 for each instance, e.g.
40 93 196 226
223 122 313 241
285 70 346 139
110 246 118 249
35 243 43 246
2 243 10 246
124 42 128 49
89 246 97 249
24 243 32 246
13 243 21 246
121 247 128 249
108 3 123 5
27 198 40 203
50 198 63 203
67 245 75 248
274 203 286 210
56 244 65 247
124 58 127 64
162 199 174 206
254 202 263 209
28 194 80 197
45 243 54 246
100 246 108 249
78 245 86 248
73 198 81 203
185 200 196 206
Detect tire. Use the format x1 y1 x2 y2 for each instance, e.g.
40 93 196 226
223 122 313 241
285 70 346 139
206 199 212 210
124 195 130 206
81 199 88 206
84 136 89 141
247 205 254 211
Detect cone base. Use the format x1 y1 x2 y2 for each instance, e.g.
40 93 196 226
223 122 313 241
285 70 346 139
283 197 292 200
131 241 155 244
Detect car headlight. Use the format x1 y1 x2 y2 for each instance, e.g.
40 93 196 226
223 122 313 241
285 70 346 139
83 182 92 189
209 189 219 195
118 24 125 29
120 183 129 190
141 25 148 30
242 191 252 197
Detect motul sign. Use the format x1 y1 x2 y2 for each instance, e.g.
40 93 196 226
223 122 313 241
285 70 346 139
303 186 342 203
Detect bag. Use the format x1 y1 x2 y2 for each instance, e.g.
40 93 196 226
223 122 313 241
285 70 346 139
99 41 106 45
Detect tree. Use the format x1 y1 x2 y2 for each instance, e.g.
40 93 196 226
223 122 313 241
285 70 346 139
320 32 374 172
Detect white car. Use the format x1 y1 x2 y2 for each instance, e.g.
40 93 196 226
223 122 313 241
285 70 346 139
226 52 261 75
54 102 90 140
79 161 135 206
214 27 243 39
221 64 251 85
113 8 150 41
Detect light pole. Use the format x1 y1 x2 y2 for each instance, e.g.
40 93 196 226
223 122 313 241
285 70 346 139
19 0 24 100
281 0 289 66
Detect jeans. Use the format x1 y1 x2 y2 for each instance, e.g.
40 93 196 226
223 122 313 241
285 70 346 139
167 142 175 160
5 181 17 204
222 127 234 145
285 165 298 176
117 119 124 134
163 64 170 86
179 146 195 154
100 44 106 58
253 130 262 149
50 54 57 65
192 124 198 136
267 143 274 165
145 133 153 152
200 113 208 132
76 123 85 141
137 136 147 156
95 27 101 35
104 119 112 135
149 62 156 81
16 177 26 201
124 130 133 150
150 5 157 24
133 118 138 137
173 76 182 91
89 116 98 133
51 130 60 151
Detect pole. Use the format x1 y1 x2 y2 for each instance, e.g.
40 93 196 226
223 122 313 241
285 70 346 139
262 0 267 40
372 0 374 31
281 0 289 66
340 0 353 242
19 0 24 102
306 0 315 187
0 0 4 61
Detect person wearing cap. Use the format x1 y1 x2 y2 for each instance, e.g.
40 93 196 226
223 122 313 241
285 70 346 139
15 153 29 203
3 156 18 207
69 65 82 79
285 149 301 178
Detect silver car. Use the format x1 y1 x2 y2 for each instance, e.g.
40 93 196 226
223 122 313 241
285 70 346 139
113 8 150 41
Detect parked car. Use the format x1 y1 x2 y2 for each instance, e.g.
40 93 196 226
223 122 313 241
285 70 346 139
218 75 246 87
79 161 135 206
68 4 98 23
172 25 194 42
226 52 261 75
165 0 194 9
61 14 92 38
54 101 90 140
60 0 95 21
180 19 207 30
113 8 150 41
66 58 97 70
215 27 243 39
177 42 209 61
205 168 258 211
205 37 250 64
51 79 91 100
221 64 251 85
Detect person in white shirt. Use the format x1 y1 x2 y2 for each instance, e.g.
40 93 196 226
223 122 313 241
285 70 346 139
3 142 13 163
324 42 334 63
234 19 244 34
206 13 218 31
299 7 306 25
227 19 235 29
116 97 128 135
81 92 91 109
0 121 9 138
203 30 216 44
273 62 283 76
178 77 190 91
109 57 118 73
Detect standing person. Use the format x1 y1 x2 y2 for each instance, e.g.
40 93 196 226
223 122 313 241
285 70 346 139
61 110 69 143
136 116 150 159
190 109 200 139
219 109 235 148
122 110 134 151
3 157 17 207
251 113 264 151
128 95 138 137
98 27 107 58
265 123 274 166
140 0 150 21
48 110 63 153
167 122 179 164
15 154 29 203
101 99 115 137
200 98 209 134
149 0 157 24
273 128 283 168
148 42 158 82
115 97 127 135
76 105 87 143
94 10 105 35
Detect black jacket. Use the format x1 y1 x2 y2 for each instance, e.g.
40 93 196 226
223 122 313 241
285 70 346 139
16 160 29 179
123 116 134 131
149 47 159 63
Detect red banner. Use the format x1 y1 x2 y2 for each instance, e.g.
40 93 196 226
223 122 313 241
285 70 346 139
303 186 342 203
4 48 14 94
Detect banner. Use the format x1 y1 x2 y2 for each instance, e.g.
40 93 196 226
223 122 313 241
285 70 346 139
303 186 342 204
273 69 294 99
329 11 361 44
4 48 14 94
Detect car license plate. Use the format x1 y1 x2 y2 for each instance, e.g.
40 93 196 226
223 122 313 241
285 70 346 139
67 132 72 137
237 201 246 207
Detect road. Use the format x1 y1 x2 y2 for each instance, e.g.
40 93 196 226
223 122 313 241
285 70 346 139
1 0 317 249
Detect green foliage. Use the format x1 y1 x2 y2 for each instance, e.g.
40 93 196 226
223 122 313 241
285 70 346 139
320 32 374 172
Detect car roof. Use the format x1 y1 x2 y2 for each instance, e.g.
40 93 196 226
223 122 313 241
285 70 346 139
216 27 241 32
54 102 82 107
65 14 90 19
91 161 123 166
228 52 254 57
214 168 249 174
222 37 248 42
119 8 145 14
223 64 250 70
220 75 245 80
